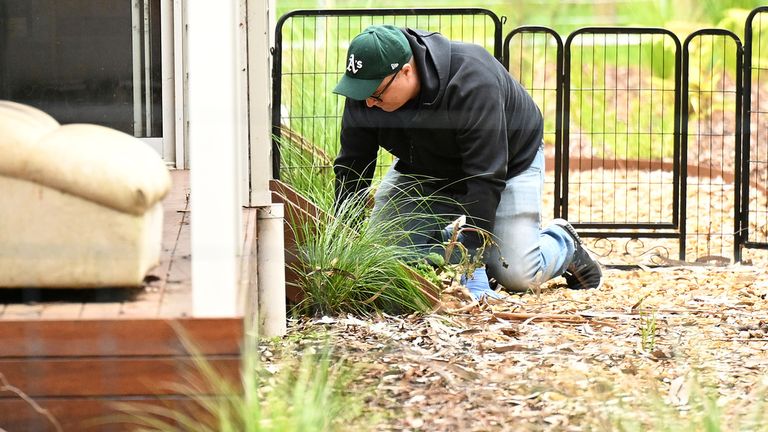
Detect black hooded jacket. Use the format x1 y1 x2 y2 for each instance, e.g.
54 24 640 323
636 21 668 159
334 28 543 247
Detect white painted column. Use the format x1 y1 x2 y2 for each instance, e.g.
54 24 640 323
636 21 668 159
187 0 242 317
131 0 143 137
238 0 251 206
257 204 286 337
160 0 176 163
247 0 275 206
143 0 153 136
173 0 186 168
247 0 286 336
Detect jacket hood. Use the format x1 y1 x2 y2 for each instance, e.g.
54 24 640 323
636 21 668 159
401 28 451 107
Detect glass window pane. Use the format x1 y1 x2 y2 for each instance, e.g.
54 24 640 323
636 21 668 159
0 0 162 137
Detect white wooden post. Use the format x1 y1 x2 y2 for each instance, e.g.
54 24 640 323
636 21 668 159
173 0 186 168
247 0 274 206
248 0 286 337
257 204 286 336
160 0 176 163
131 0 143 137
187 0 242 317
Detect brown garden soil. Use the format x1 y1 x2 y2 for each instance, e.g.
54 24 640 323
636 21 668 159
270 265 768 431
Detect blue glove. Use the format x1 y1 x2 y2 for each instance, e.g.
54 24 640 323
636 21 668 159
441 216 467 243
461 267 502 300
440 226 465 244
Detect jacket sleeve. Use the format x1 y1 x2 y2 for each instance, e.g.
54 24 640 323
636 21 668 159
450 77 508 250
334 99 379 207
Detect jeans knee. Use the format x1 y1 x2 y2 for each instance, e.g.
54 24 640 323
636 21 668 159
487 260 540 292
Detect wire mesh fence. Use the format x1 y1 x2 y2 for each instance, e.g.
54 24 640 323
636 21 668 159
561 28 682 265
272 7 768 265
744 7 768 256
504 27 564 219
272 9 501 184
682 30 742 263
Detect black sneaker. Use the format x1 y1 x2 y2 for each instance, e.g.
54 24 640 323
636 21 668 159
552 219 603 290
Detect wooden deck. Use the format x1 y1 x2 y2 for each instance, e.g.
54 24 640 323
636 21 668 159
0 170 247 431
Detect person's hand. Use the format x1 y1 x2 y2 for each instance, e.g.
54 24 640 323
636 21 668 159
461 267 502 300
440 226 464 244
441 215 466 243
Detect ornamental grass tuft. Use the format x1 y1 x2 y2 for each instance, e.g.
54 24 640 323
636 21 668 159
110 331 367 432
289 186 434 316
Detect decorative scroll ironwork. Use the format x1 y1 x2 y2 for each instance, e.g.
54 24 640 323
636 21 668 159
585 237 673 267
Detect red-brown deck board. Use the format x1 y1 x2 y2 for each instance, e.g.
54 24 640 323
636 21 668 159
0 318 244 431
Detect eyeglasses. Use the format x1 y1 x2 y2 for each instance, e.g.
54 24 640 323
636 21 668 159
368 70 400 103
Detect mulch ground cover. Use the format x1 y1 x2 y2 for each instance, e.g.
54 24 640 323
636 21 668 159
268 264 768 431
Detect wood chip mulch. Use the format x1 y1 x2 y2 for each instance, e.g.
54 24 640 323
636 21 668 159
267 264 768 431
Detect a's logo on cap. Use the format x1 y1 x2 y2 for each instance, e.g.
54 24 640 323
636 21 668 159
347 54 363 74
390 63 399 70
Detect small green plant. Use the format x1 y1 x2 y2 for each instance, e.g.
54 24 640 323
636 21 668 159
411 256 444 288
111 332 368 432
406 220 501 299
278 117 495 315
603 375 768 432
640 312 657 352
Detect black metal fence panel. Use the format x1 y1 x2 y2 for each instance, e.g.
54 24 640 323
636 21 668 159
271 9 502 183
503 27 564 220
272 6 768 265
682 30 743 264
562 28 683 265
743 7 768 253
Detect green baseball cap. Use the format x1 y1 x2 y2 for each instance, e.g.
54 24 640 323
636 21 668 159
333 25 412 100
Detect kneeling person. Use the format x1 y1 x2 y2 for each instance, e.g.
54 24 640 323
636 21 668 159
332 25 603 299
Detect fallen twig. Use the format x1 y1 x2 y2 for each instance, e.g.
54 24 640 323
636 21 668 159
494 312 588 324
0 373 63 432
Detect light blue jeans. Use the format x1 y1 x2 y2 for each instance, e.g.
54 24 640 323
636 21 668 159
370 145 576 292
485 146 575 290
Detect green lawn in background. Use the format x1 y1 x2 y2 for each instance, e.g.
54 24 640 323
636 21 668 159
276 0 765 36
